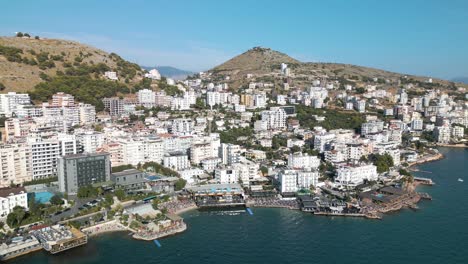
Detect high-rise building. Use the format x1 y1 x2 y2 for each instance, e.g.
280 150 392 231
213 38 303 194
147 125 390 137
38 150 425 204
58 152 111 194
260 107 287 130
52 92 75 107
137 89 156 107
102 97 124 116
0 144 32 187
0 92 31 117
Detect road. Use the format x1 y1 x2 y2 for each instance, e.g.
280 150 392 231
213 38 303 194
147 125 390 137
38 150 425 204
49 196 95 222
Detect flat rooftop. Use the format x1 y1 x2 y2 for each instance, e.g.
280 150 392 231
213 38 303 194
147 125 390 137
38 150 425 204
188 183 243 193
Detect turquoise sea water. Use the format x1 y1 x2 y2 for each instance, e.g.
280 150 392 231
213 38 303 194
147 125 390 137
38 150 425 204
9 148 468 264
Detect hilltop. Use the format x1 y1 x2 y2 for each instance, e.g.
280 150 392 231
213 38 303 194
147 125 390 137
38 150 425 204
208 47 467 92
0 36 144 92
212 47 299 74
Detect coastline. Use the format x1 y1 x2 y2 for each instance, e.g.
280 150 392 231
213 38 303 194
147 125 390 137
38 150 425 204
408 152 444 168
435 144 468 148
172 205 198 215
82 220 131 237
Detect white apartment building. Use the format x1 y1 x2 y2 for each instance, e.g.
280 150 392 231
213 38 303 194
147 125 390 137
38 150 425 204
28 137 60 179
104 71 118 80
411 119 424 131
313 133 336 152
325 149 347 163
191 142 214 165
287 153 320 170
201 157 221 173
171 119 194 136
0 92 31 117
102 97 124 116
76 131 104 153
354 99 366 113
261 107 287 130
335 164 378 187
137 89 156 108
27 134 77 180
179 168 204 185
0 187 29 218
433 126 451 143
278 169 318 193
4 118 32 140
253 94 267 109
232 159 260 186
0 144 32 187
297 171 319 190
277 95 287 105
15 105 43 118
163 152 190 171
451 126 465 139
308 87 328 101
218 143 241 165
171 96 191 111
78 103 96 125
52 92 75 107
115 137 165 166
361 120 385 136
215 167 238 184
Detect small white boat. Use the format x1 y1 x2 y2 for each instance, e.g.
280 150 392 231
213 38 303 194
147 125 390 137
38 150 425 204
458 178 464 182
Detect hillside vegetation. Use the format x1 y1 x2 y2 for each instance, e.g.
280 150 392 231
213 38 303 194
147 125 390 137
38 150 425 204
208 47 467 93
0 36 144 92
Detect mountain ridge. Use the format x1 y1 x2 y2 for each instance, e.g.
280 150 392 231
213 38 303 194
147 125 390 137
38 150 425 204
0 36 144 92
208 46 467 91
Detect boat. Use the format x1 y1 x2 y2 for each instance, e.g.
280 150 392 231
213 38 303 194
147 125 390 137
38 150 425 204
458 178 464 182
246 208 253 215
153 240 161 248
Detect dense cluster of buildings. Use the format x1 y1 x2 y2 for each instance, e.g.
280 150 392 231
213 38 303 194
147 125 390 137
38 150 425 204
0 62 466 215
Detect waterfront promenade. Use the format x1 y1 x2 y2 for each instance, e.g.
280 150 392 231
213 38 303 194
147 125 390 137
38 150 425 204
82 220 131 237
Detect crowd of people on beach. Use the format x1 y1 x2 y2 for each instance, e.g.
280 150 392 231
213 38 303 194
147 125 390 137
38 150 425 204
159 199 197 214
133 222 186 241
83 221 126 236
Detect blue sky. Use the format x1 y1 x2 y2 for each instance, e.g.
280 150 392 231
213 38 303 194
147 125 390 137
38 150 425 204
1 0 468 79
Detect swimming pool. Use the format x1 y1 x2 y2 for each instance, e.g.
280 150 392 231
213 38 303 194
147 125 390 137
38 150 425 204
34 192 54 203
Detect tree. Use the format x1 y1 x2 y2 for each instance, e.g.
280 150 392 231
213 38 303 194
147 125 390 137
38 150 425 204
260 166 268 176
7 206 26 227
93 213 103 223
174 178 187 191
0 82 5 91
114 189 126 201
290 145 301 153
7 212 17 227
104 193 114 205
77 185 98 198
369 153 394 174
13 206 26 226
16 32 23 37
50 194 64 205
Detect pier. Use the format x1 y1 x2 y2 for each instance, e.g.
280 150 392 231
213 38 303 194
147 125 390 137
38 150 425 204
417 192 433 200
31 225 87 254
414 177 435 185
